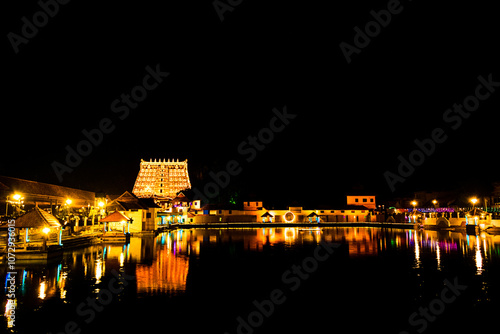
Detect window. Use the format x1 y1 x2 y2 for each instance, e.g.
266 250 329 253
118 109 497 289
370 198 374 202
351 211 355 213
341 210 345 213
146 213 152 218
229 210 232 214
355 198 359 202
362 198 367 202
219 210 222 214
320 211 324 213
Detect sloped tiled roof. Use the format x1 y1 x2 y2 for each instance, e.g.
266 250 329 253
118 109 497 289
15 207 62 228
100 211 131 223
108 191 160 211
0 175 95 202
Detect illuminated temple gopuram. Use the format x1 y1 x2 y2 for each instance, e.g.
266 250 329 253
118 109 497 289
132 159 191 199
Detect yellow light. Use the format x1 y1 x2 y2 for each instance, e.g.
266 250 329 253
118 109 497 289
39 281 47 299
284 211 295 223
98 201 105 208
12 194 22 201
42 227 50 234
66 199 72 205
470 198 478 205
411 201 417 207
432 200 437 205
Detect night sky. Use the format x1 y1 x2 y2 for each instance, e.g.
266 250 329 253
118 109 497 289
3 0 499 207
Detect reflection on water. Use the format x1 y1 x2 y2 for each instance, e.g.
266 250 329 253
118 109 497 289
1 227 500 331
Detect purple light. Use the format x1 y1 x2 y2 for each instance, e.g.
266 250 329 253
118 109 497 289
409 208 455 213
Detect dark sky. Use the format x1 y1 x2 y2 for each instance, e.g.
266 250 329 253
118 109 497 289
3 0 499 207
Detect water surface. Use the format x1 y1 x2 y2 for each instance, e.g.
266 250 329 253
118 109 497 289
2 227 499 333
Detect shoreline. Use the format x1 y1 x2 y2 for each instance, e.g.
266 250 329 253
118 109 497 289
164 222 417 229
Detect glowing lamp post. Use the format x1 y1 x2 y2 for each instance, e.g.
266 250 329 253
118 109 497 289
470 198 478 209
42 227 50 251
411 201 418 223
97 201 105 231
6 193 24 217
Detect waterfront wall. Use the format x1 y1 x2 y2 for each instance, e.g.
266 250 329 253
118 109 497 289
186 213 383 224
424 217 465 228
423 217 500 228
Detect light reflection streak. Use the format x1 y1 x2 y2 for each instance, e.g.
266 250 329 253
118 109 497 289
436 242 441 271
475 236 483 275
38 280 47 299
414 232 421 269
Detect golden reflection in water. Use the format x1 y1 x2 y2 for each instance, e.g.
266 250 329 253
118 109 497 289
284 228 296 245
5 227 500 325
414 231 421 269
38 280 47 299
409 230 500 275
95 258 103 285
58 264 68 300
475 236 483 275
135 251 189 296
135 231 189 296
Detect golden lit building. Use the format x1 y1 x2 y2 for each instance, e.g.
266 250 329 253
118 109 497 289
132 159 191 199
346 195 376 210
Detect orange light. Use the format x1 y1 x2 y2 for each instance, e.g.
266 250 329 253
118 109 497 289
284 211 295 223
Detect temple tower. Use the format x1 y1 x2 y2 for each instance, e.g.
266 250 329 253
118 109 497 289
132 159 191 199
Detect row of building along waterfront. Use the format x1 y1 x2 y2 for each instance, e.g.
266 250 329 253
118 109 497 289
1 158 499 239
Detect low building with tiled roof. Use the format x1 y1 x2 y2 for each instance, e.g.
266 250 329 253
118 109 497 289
0 175 96 217
106 191 160 233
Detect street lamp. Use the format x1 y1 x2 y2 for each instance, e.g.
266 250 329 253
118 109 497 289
411 201 417 223
6 193 24 217
64 199 73 234
470 197 478 209
42 227 50 251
